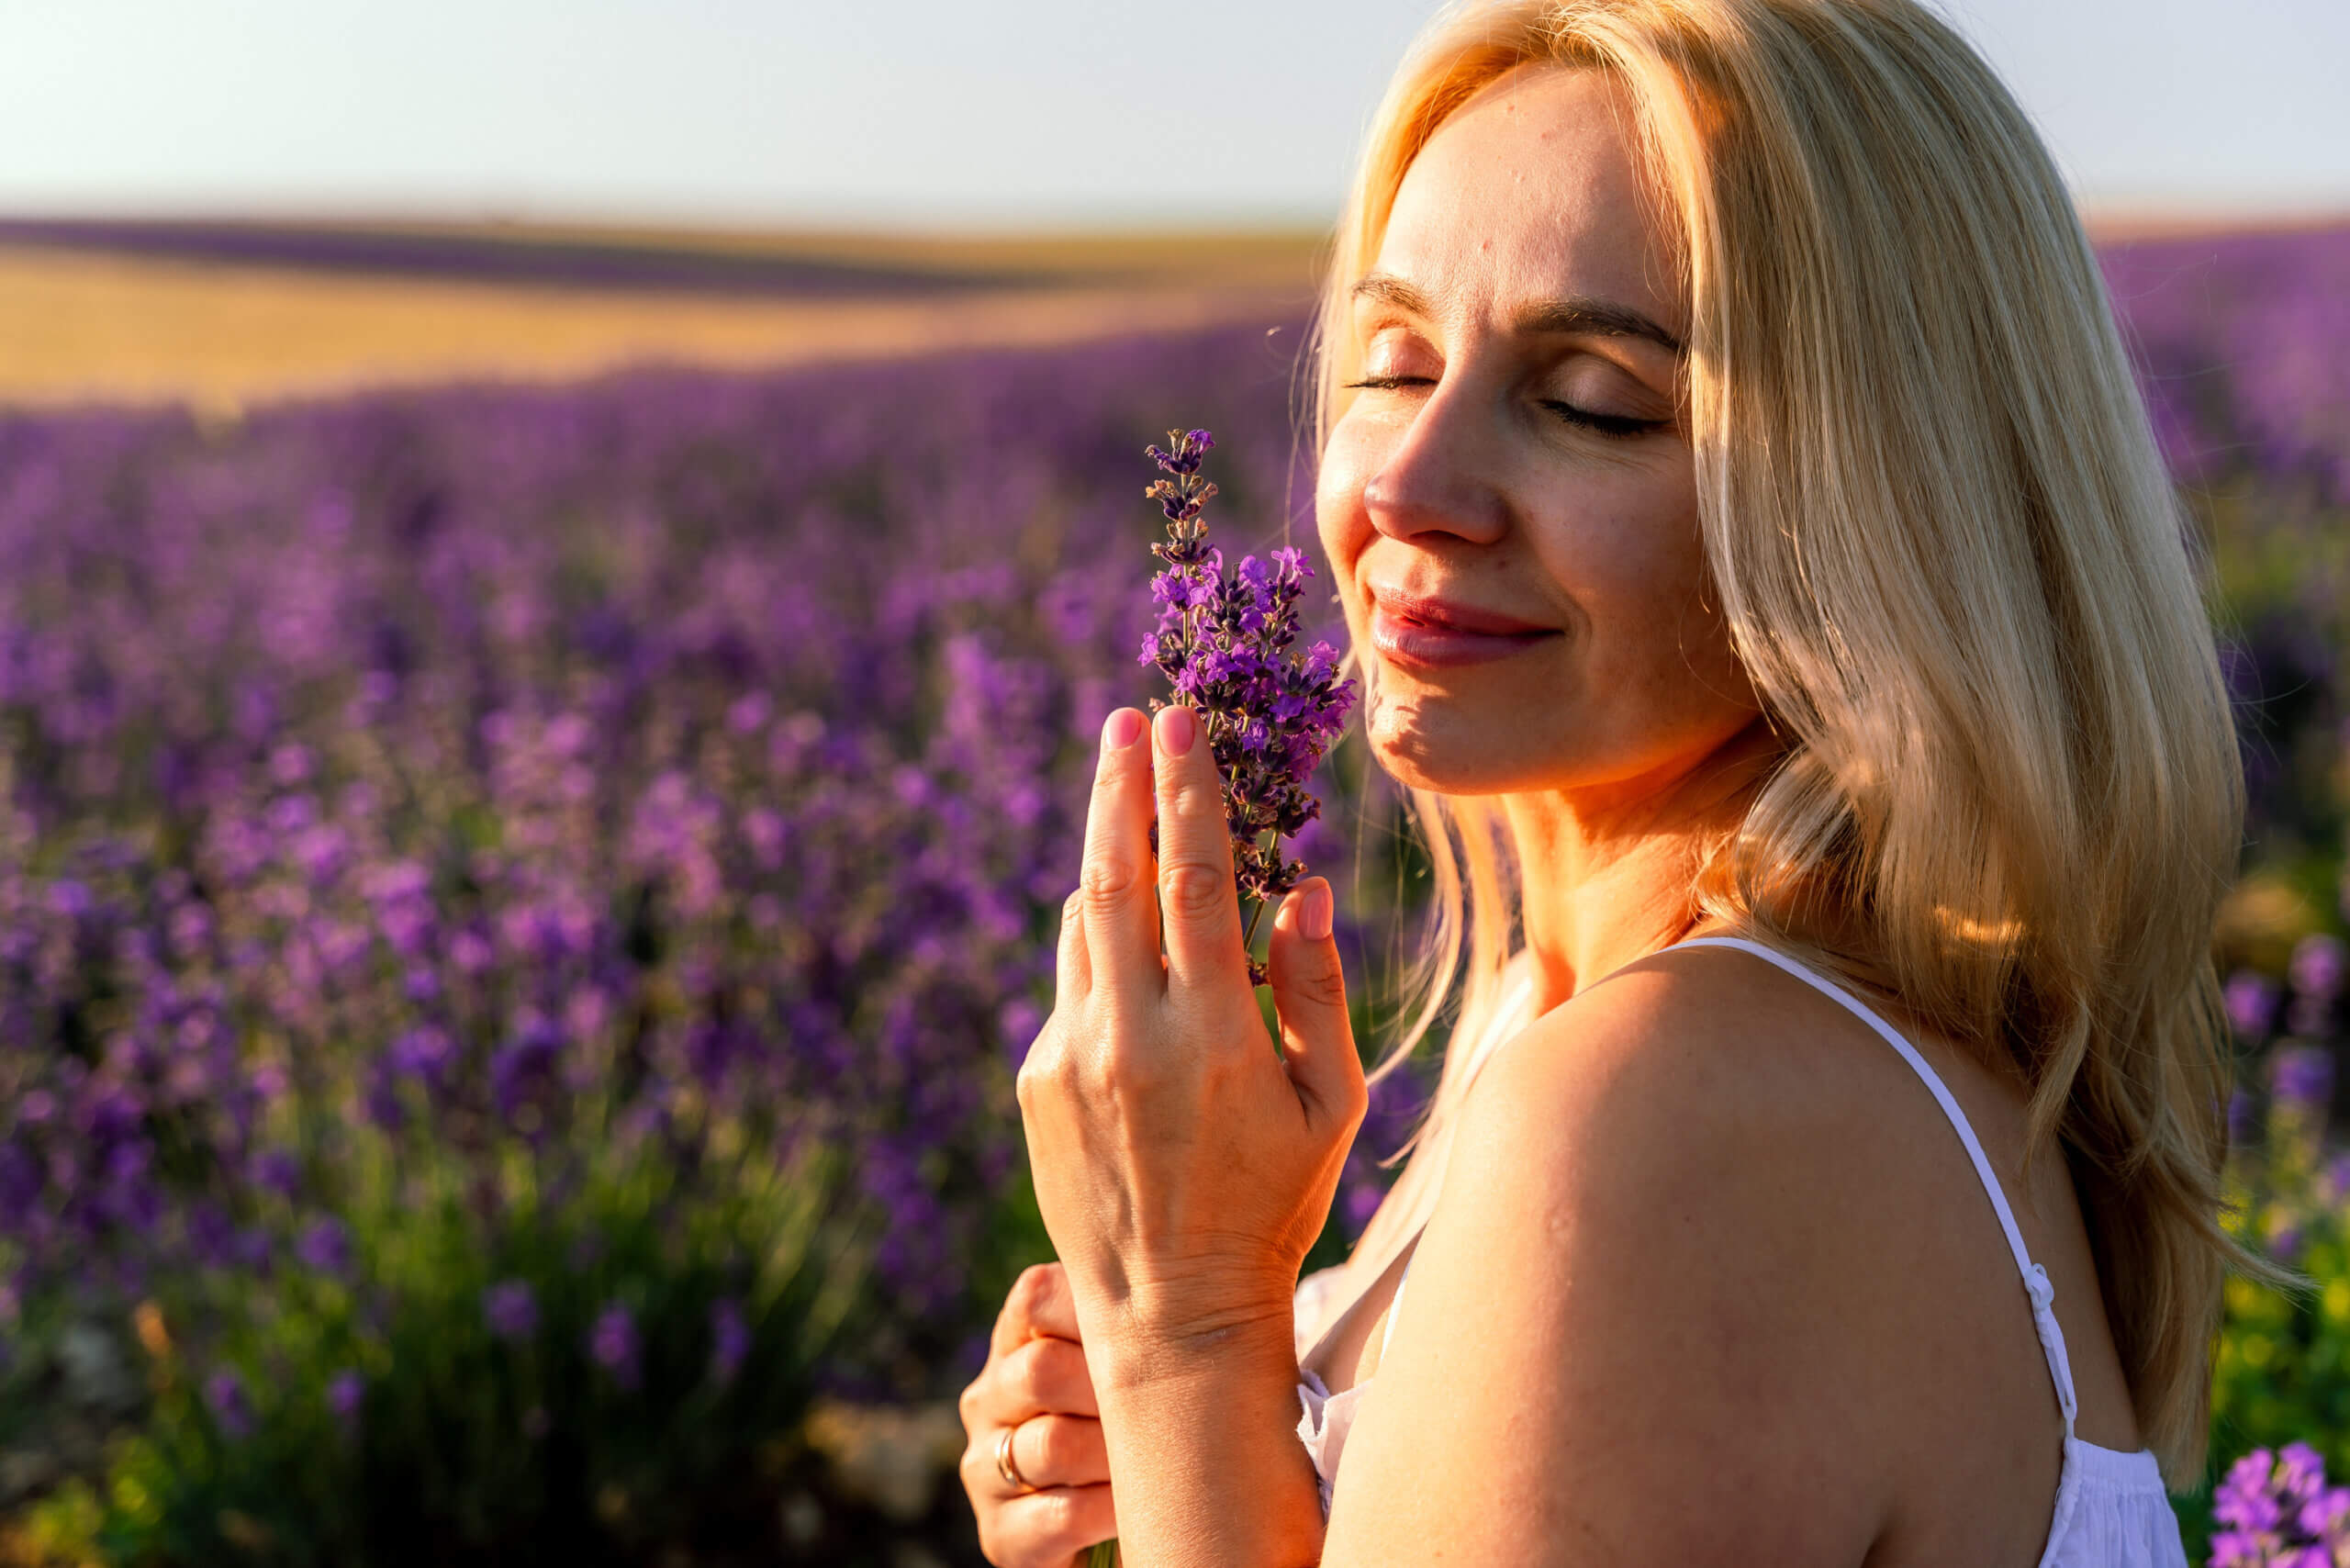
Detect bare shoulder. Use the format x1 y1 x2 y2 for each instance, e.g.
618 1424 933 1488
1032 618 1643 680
1451 942 1893 1212
1322 948 1902 1565
1446 945 1898 1396
1322 943 2063 1565
1445 941 2040 1347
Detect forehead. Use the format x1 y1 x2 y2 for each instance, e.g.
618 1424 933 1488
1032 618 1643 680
1374 66 1682 334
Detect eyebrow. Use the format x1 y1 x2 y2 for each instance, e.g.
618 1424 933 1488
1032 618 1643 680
1350 271 1684 356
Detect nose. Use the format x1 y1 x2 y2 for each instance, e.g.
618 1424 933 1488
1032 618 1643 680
1360 382 1511 547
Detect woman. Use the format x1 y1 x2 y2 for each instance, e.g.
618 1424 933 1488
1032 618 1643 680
960 1 2259 1562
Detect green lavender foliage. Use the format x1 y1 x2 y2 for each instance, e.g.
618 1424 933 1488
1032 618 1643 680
41 1136 859 1565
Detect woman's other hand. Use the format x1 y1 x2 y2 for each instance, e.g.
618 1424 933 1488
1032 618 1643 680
959 1262 1114 1568
1017 702 1368 1365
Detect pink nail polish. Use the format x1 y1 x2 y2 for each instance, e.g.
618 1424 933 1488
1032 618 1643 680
1301 881 1333 942
1102 709 1144 750
1157 704 1196 756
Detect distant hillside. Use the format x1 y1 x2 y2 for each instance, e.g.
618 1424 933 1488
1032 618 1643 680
0 218 1325 412
0 218 1328 296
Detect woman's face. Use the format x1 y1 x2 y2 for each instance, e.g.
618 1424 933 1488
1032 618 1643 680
1317 66 1759 803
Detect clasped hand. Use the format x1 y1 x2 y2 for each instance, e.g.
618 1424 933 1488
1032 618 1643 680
1017 703 1368 1370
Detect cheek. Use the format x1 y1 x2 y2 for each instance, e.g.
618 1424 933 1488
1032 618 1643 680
1314 434 1378 612
1534 479 1752 724
1542 480 1705 652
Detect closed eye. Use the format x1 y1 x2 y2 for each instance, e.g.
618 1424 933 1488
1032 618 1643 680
1346 375 1666 441
1539 400 1668 439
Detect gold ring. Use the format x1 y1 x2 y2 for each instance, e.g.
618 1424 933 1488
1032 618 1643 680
995 1423 1033 1492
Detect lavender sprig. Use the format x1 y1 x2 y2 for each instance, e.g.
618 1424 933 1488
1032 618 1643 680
1137 429 1356 985
2210 1442 2350 1567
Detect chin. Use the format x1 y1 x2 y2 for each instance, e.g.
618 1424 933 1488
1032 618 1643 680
1365 689 1542 798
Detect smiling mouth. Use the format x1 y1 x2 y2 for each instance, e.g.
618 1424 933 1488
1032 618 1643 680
1368 599 1561 670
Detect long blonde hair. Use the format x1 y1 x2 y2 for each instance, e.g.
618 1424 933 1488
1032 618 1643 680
1319 0 2253 1485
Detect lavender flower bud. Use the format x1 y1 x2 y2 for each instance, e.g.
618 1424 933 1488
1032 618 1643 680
483 1278 539 1341
589 1299 641 1391
326 1368 364 1429
206 1367 254 1440
710 1297 751 1388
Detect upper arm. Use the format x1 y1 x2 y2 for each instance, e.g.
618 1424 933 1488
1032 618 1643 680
1318 962 1892 1568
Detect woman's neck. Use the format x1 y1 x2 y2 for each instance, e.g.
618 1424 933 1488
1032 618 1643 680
1503 716 1782 1016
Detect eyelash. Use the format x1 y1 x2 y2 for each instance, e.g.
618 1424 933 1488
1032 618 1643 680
1342 374 1666 440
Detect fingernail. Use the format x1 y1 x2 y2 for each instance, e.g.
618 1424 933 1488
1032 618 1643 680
1102 709 1144 751
1300 879 1333 942
1156 704 1196 756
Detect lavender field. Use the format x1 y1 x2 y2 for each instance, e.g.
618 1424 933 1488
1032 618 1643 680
0 220 2344 1564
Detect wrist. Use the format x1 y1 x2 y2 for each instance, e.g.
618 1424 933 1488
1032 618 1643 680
1082 1277 1326 1568
1087 1280 1300 1395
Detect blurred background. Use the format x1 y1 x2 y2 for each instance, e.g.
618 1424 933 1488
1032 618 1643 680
0 2 2343 1563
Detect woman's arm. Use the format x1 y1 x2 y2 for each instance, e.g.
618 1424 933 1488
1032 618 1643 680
1016 703 1364 1568
1088 1294 1326 1568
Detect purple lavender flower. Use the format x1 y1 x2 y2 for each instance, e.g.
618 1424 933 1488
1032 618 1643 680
2287 935 2346 1038
2221 1450 2282 1520
2228 969 2281 1040
2279 1443 2329 1506
253 1150 301 1200
489 1018 564 1131
326 1368 364 1428
2207 1529 2266 1568
2271 1046 2335 1118
710 1297 751 1388
483 1279 539 1341
1137 429 1357 982
232 1227 274 1278
2212 1444 2350 1565
589 1300 641 1391
2290 936 2347 1005
295 1216 352 1277
205 1367 253 1440
2304 1486 2350 1542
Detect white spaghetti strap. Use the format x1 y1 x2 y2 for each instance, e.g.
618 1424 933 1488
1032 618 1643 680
1668 936 2081 1435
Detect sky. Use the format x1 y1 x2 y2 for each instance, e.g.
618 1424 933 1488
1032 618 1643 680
4 0 2344 228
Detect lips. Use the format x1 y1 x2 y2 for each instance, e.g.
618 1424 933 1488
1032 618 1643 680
1368 586 1560 669
1370 588 1552 637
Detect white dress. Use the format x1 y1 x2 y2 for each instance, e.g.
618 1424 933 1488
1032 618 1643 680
1292 935 2188 1567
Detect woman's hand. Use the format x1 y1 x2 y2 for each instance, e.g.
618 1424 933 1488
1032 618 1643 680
1017 703 1368 1370
958 1262 1113 1568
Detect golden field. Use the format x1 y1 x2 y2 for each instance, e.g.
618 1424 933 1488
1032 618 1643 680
0 220 1326 413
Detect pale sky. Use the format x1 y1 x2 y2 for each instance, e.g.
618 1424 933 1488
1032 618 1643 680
5 0 2344 227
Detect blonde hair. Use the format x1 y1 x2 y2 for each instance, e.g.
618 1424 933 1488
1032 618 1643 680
1319 0 2255 1486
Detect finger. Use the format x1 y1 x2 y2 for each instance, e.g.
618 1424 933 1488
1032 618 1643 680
992 1335 1100 1419
1150 702 1247 991
1267 879 1367 1133
1056 889 1091 1000
1011 1414 1110 1489
990 1484 1117 1566
990 1262 1080 1359
1079 707 1163 994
